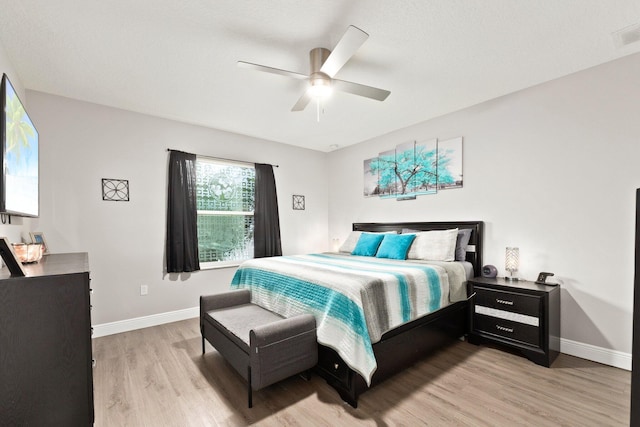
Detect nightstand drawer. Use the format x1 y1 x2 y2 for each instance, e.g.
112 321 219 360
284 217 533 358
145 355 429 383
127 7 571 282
468 277 560 367
474 314 540 347
475 286 540 317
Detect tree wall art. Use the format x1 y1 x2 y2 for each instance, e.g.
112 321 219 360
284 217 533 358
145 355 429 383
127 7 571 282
364 137 463 199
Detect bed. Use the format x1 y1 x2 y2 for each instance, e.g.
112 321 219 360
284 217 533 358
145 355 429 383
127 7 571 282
231 221 483 407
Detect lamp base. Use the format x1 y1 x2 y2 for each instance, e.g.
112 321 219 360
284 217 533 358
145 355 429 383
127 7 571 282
505 275 519 281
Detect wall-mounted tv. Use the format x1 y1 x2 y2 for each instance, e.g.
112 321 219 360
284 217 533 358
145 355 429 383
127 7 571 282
0 73 39 217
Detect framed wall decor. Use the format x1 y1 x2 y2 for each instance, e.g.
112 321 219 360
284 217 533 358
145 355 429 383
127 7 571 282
292 195 305 210
30 231 49 254
102 178 130 201
364 136 464 199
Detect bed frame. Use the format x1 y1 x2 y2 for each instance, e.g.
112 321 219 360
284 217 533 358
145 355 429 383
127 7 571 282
314 221 484 408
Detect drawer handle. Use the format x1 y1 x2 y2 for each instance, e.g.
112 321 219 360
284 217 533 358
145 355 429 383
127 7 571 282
496 325 514 333
496 298 514 306
334 363 339 370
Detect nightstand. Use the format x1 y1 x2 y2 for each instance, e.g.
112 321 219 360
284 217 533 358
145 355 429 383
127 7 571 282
467 277 560 367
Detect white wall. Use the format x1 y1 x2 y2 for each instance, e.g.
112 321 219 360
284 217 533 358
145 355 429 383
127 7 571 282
328 52 640 359
25 92 329 326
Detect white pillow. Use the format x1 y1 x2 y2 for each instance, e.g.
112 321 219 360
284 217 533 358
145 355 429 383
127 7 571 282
406 228 458 261
338 230 398 253
339 231 363 253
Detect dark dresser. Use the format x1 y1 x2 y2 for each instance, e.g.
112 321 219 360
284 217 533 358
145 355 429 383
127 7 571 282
0 253 94 426
468 276 560 367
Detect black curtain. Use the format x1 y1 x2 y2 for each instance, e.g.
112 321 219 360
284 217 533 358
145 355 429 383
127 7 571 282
254 163 282 258
166 150 200 273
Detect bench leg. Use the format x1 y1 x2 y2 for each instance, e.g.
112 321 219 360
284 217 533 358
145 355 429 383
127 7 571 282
202 336 205 355
248 365 253 408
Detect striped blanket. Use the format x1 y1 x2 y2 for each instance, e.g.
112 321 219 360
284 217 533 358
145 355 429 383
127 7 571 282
230 253 466 384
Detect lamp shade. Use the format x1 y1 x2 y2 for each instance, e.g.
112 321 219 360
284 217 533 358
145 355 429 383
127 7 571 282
505 247 519 278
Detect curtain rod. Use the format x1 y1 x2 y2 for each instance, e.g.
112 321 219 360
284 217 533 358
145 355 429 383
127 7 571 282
167 149 279 167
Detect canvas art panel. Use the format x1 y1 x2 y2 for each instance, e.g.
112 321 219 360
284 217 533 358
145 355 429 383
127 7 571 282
363 158 378 197
373 148 397 198
402 139 438 197
437 137 463 189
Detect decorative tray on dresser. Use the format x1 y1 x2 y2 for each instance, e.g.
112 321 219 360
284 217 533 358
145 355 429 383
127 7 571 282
467 276 560 367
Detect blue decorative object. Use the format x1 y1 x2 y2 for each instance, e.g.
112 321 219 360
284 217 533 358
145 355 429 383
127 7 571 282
351 233 385 257
376 234 416 260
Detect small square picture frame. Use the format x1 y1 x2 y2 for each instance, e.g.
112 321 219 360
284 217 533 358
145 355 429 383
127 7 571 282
0 237 26 276
292 195 305 210
30 231 49 254
102 178 130 201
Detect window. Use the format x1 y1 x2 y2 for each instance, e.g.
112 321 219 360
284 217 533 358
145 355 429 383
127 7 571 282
195 158 255 267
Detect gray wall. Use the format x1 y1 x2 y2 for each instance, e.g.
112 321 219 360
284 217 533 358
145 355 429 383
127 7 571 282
328 52 640 362
25 92 329 326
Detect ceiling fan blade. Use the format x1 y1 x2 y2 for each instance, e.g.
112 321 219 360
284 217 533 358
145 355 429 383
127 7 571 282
333 79 390 101
237 61 308 80
320 25 368 78
291 91 313 111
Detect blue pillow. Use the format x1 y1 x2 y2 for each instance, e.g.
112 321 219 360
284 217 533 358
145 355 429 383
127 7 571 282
351 233 385 257
376 233 416 260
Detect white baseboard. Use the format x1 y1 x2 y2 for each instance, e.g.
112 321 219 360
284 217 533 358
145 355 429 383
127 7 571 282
93 309 632 372
92 306 199 338
560 338 631 371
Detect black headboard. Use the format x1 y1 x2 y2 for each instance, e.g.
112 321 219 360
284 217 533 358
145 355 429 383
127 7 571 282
352 221 484 274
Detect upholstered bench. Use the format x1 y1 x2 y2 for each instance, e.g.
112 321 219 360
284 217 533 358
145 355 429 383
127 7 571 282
200 289 317 408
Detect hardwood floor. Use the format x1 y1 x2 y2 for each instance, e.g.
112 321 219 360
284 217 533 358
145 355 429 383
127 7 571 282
93 318 630 426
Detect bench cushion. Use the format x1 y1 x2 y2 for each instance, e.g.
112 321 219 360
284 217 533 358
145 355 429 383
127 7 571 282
205 303 284 353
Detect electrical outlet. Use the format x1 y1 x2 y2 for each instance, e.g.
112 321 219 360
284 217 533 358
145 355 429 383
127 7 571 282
140 285 148 296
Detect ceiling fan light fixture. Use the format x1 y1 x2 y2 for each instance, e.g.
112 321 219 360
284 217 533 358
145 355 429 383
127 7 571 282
308 78 333 98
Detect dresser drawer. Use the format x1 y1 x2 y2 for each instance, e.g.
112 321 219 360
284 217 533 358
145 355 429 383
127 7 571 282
474 314 541 347
474 286 541 317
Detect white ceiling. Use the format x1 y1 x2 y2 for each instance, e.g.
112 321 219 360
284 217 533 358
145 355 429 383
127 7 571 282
1 1 639 152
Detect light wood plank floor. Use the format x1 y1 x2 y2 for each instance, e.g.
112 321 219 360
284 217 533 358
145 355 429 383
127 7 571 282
93 318 630 426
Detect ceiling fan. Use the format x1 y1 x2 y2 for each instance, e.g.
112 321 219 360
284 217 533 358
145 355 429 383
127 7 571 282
238 25 391 112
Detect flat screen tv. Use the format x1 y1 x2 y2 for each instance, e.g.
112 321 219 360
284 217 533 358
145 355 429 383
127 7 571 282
0 73 39 217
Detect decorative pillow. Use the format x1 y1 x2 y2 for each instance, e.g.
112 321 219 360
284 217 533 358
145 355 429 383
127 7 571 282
406 228 458 261
338 231 363 253
455 228 473 261
376 233 416 260
351 233 386 257
404 227 471 262
339 230 398 253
